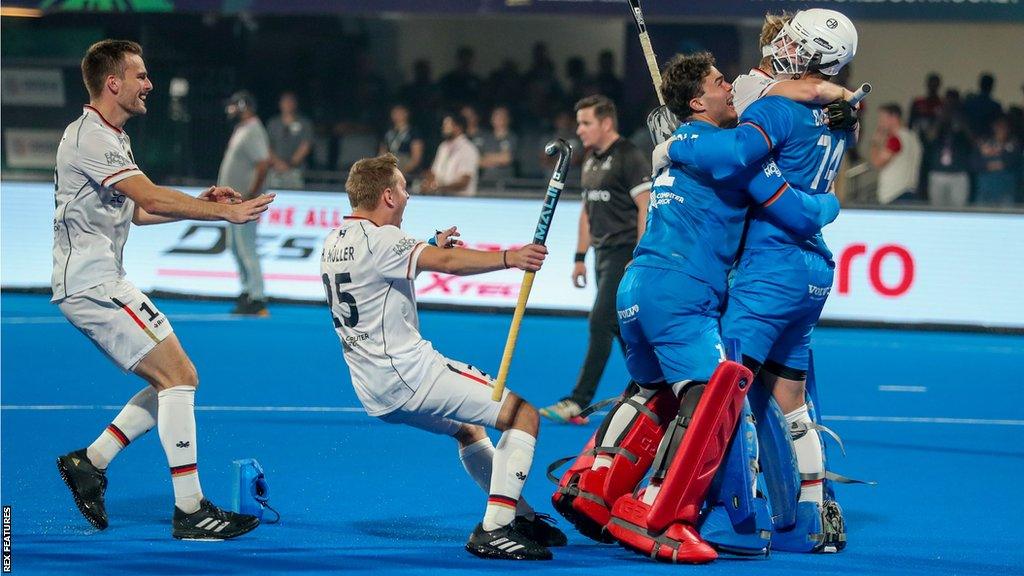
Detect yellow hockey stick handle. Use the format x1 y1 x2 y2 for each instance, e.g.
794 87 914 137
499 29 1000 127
491 270 537 402
639 31 665 105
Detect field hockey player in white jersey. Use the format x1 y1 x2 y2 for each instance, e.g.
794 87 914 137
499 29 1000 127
321 153 566 560
53 39 275 540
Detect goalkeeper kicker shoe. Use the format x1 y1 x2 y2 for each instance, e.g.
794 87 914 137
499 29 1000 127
820 500 847 553
172 499 260 540
56 449 108 530
466 522 553 560
513 513 568 547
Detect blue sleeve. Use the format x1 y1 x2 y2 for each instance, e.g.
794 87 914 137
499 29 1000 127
745 160 840 238
667 124 773 181
740 96 796 150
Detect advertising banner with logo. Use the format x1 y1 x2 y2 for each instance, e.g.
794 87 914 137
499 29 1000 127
3 129 63 169
1 69 66 107
3 182 1023 328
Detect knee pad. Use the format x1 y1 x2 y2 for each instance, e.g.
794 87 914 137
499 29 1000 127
550 381 676 542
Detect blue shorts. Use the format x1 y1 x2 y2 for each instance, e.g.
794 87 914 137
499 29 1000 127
722 249 835 372
616 266 725 385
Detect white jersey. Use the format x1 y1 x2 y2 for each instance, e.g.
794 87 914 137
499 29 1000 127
52 106 144 301
732 68 778 116
321 217 443 416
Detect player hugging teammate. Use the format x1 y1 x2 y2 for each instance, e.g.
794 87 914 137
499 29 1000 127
552 8 869 563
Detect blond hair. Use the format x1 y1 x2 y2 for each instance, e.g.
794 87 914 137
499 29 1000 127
345 153 399 210
758 12 792 68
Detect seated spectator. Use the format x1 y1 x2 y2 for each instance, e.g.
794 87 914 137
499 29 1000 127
479 106 518 183
440 46 483 108
594 50 623 106
461 104 486 150
380 103 425 177
973 115 1021 206
926 111 973 207
870 103 923 204
421 112 480 197
400 59 442 138
267 91 313 189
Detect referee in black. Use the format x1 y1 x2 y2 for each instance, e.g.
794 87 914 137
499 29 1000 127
540 95 651 424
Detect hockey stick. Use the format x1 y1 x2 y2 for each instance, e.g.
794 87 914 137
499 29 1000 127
491 139 573 402
849 82 872 106
629 0 679 144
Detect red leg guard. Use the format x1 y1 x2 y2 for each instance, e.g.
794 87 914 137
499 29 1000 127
607 496 717 564
550 386 677 543
647 361 753 530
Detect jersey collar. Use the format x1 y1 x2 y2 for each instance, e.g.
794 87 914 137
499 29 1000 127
344 215 380 226
751 67 773 80
83 105 125 134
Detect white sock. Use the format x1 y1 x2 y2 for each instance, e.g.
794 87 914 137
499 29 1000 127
785 404 825 505
459 437 534 519
158 386 204 514
591 388 658 471
87 386 158 469
482 429 536 531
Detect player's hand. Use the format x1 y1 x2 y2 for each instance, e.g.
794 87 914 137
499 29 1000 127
572 262 587 288
825 99 858 131
507 244 547 272
199 186 242 204
224 193 275 224
434 226 464 249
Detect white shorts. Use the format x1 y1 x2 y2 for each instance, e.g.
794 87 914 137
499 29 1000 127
58 279 174 371
378 358 512 436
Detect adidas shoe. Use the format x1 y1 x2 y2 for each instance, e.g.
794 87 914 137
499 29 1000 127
513 513 568 547
539 399 589 425
465 522 552 560
56 449 109 529
172 499 260 540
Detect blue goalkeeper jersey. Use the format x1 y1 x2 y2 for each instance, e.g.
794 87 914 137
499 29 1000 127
739 96 854 261
633 119 839 301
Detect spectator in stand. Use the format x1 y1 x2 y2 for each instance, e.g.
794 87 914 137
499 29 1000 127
484 59 525 112
909 73 944 138
926 106 973 207
421 112 480 197
461 104 486 150
380 103 425 177
963 73 1003 139
541 110 583 171
352 51 390 130
594 50 623 106
399 59 442 138
266 91 313 190
479 105 518 184
973 115 1021 206
871 103 923 204
565 56 594 107
523 43 564 130
440 46 483 108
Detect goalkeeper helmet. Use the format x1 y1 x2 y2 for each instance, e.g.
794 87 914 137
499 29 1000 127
768 9 857 78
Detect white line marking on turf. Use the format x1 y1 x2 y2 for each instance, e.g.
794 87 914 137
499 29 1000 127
2 405 1022 426
878 385 928 393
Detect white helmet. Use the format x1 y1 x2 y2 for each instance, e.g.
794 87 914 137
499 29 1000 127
767 9 857 77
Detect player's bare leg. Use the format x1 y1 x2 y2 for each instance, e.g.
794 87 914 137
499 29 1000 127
465 393 557 560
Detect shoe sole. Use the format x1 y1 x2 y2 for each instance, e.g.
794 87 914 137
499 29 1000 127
56 457 107 530
173 520 260 541
465 543 552 561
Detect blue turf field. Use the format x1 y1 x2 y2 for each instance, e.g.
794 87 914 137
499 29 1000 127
2 292 1023 575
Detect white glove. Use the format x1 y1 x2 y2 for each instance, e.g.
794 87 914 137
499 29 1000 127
652 135 680 177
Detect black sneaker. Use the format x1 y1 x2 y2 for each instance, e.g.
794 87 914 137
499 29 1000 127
230 294 251 315
56 449 108 529
513 513 568 547
820 500 847 553
465 522 552 560
172 499 260 540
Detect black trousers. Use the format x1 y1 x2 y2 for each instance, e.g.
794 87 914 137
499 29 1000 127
568 243 634 407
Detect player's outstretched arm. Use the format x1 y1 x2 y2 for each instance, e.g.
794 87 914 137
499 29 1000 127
653 124 773 181
417 244 547 276
745 160 840 238
133 185 242 225
765 78 854 105
116 174 274 224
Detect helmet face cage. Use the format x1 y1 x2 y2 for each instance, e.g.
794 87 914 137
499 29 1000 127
768 25 817 77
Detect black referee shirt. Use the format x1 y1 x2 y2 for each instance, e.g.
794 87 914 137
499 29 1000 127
581 137 652 249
